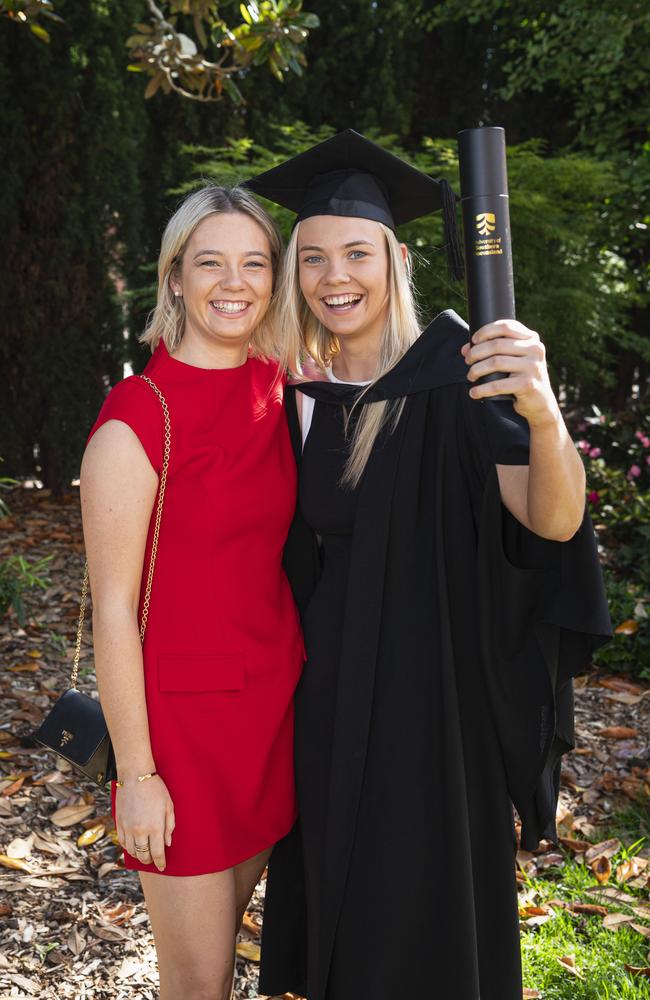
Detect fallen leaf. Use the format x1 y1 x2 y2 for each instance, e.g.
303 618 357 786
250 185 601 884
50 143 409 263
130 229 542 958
599 726 638 739
236 940 261 962
66 926 86 956
559 836 592 853
88 919 129 942
624 965 650 977
519 905 550 917
603 912 634 930
242 911 262 937
5 974 39 994
571 903 608 916
1 776 25 797
586 885 636 904
605 691 647 705
598 676 644 694
631 923 650 939
585 839 621 864
522 990 541 998
0 853 31 872
617 858 647 883
50 802 95 827
591 855 612 884
117 956 143 979
96 901 135 925
557 955 583 978
6 661 40 673
536 852 564 869
97 861 119 878
77 823 106 847
615 619 639 635
5 836 33 859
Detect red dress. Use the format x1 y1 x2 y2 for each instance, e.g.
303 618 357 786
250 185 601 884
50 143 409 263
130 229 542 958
86 341 304 876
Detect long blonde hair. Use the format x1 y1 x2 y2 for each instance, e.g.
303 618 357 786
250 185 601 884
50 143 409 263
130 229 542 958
278 221 423 488
140 186 283 358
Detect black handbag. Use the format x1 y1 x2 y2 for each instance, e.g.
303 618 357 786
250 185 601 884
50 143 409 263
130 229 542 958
32 374 171 786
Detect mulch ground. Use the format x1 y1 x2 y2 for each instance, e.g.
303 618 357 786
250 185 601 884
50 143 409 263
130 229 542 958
0 486 648 999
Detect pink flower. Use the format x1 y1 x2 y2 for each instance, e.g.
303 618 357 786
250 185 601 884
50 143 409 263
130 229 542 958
627 465 641 479
588 490 600 506
642 437 650 448
577 440 591 453
646 454 650 466
588 447 601 459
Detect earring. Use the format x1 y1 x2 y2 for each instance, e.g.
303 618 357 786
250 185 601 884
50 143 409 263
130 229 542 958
174 291 182 297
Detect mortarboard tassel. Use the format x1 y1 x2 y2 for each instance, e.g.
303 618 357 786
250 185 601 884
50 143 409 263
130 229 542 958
440 179 465 283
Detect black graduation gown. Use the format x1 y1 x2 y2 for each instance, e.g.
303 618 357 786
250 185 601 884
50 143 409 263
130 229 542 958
260 309 612 1000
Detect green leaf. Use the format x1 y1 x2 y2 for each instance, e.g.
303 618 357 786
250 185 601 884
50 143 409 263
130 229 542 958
29 23 50 43
240 3 252 24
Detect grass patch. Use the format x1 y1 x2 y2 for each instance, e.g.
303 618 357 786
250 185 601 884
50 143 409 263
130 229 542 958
520 846 650 998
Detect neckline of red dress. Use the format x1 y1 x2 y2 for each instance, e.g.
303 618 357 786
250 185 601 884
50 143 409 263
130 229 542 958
154 338 252 374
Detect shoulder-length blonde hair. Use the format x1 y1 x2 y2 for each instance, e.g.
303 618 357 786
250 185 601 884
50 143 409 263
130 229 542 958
278 220 423 488
140 186 283 358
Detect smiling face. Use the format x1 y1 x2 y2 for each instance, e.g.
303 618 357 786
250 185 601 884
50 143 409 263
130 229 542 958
297 215 393 350
171 211 273 352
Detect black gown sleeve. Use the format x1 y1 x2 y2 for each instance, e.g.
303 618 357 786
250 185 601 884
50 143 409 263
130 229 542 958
458 386 612 850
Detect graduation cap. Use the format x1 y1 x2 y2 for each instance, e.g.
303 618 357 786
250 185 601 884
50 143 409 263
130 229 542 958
245 129 464 281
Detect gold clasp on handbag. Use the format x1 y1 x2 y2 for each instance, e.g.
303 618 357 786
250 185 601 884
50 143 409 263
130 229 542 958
59 730 74 747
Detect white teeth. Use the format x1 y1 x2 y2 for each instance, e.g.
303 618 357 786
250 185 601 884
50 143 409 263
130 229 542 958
211 301 248 314
323 294 362 306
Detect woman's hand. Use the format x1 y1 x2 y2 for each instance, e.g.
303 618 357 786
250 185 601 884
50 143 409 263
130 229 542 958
116 774 176 872
461 319 560 429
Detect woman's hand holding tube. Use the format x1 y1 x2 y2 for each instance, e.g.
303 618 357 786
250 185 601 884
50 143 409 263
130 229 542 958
461 318 586 542
461 319 559 428
116 773 175 872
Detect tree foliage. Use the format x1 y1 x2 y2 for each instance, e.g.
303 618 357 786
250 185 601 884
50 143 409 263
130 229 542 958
127 0 319 103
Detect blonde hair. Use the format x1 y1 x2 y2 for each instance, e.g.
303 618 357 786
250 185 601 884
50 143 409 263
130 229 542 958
278 221 423 488
140 186 283 358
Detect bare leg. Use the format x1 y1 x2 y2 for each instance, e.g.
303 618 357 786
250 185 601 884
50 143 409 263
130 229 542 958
139 846 273 1000
233 845 273 929
139 869 237 1000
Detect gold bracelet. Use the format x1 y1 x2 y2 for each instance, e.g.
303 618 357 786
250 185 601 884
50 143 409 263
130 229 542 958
115 770 158 788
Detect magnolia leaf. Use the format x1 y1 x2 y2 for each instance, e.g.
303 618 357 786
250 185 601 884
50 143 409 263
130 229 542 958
591 855 612 883
50 803 95 827
0 853 32 873
6 836 33 859
603 912 634 930
77 823 106 848
585 839 621 864
624 965 650 977
598 726 638 739
236 940 261 961
614 619 639 635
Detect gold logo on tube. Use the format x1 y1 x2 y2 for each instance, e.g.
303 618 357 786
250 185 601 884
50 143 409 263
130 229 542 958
475 212 496 236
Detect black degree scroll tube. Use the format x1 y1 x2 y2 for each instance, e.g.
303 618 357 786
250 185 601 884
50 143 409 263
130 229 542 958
458 125 515 400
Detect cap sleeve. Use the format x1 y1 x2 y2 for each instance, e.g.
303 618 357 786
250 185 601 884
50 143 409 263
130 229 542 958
86 377 164 473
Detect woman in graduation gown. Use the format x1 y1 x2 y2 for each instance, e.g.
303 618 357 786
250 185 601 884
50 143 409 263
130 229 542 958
246 132 612 1000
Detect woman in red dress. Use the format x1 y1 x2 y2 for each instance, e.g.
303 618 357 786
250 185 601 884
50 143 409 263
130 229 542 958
80 187 303 1000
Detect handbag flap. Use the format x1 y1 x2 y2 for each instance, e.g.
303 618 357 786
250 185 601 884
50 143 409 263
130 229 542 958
33 688 110 767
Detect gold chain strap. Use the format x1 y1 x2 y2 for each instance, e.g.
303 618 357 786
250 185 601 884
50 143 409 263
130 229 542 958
70 375 171 689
